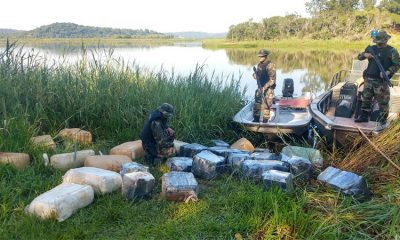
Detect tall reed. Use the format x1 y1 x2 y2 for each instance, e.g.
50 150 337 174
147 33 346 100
0 42 245 145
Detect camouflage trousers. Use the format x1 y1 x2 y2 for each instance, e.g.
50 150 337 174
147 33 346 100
142 142 176 165
361 77 390 123
253 87 274 122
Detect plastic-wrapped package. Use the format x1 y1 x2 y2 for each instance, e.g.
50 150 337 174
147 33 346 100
180 143 208 157
122 172 155 199
173 140 189 156
166 157 193 172
230 138 254 153
110 140 144 160
207 147 244 160
25 183 94 222
281 146 323 167
241 160 290 180
59 128 92 145
84 155 131 172
192 150 225 180
262 170 293 191
63 167 122 194
0 152 30 169
226 152 251 170
162 172 198 201
120 162 149 176
31 135 56 149
209 140 230 148
251 152 281 160
50 150 95 172
317 167 371 197
282 156 312 180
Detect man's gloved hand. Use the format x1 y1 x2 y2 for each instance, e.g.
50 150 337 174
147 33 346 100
380 71 391 79
364 52 373 59
166 128 175 140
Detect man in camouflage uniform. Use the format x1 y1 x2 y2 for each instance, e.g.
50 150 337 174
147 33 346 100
252 49 276 123
140 103 176 165
355 31 400 125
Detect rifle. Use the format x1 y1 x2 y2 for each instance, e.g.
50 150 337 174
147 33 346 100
366 46 393 87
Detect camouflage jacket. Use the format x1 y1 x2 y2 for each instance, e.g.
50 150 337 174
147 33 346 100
151 120 175 149
256 60 276 89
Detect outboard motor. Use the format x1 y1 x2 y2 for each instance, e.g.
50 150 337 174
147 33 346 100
334 82 358 118
282 78 294 98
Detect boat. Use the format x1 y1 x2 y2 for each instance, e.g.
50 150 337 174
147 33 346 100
310 60 400 146
233 78 313 139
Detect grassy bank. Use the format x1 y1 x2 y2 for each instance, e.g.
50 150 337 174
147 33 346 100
1 43 399 239
203 38 400 51
0 42 244 144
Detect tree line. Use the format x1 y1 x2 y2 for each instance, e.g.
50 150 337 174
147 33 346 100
227 0 400 41
1 22 169 39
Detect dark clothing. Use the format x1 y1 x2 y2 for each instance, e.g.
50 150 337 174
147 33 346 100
253 60 276 122
140 110 167 147
357 44 400 123
358 45 400 79
140 110 175 163
255 61 276 89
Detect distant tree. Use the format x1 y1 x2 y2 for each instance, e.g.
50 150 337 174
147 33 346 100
379 0 400 14
361 0 376 9
306 0 360 15
305 0 329 16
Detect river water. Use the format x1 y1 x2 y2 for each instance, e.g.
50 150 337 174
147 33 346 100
1 41 359 99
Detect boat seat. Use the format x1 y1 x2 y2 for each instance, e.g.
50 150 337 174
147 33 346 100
276 98 310 109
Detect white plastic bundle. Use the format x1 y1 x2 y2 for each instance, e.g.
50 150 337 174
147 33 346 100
25 183 94 222
63 167 122 194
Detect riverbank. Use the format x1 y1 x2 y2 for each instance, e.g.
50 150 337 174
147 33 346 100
0 44 399 239
202 37 400 51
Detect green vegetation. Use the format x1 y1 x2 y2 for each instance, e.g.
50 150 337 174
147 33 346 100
1 43 399 239
203 38 374 51
227 1 400 41
0 37 188 49
0 22 168 39
0 41 244 143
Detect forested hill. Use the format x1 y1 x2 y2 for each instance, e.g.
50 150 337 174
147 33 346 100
0 23 166 38
0 29 23 37
227 0 400 41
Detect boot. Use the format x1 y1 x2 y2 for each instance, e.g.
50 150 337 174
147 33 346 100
354 110 369 123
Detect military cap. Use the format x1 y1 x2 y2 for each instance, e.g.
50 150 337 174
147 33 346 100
373 31 391 43
257 49 270 57
158 103 175 118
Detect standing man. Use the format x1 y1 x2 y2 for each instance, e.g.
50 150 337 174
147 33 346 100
252 49 276 123
140 103 176 165
355 30 400 125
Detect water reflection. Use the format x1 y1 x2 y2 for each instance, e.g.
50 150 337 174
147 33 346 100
225 48 359 97
0 42 359 98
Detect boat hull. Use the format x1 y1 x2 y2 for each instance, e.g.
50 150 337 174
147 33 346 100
233 101 312 139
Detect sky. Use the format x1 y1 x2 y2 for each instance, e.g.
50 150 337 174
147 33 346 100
0 0 309 33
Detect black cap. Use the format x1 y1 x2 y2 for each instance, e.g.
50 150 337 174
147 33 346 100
158 103 175 118
257 49 270 57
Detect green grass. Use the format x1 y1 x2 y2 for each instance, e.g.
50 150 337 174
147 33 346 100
202 38 400 52
1 42 400 239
